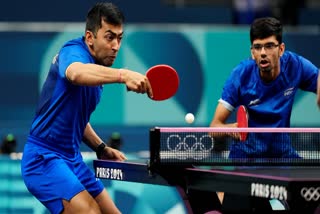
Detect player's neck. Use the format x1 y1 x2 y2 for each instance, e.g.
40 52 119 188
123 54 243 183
260 67 280 83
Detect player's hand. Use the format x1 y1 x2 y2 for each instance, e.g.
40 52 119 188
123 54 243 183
209 123 240 140
227 131 241 141
99 147 127 161
120 69 153 98
226 123 242 140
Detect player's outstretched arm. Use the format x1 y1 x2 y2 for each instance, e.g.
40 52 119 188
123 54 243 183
66 62 153 97
66 62 121 85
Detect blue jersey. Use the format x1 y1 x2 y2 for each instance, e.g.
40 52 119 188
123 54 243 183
219 51 319 158
28 37 103 157
22 37 105 213
221 51 318 127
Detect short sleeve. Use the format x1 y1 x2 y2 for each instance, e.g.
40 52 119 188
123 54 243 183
58 45 90 79
298 55 319 92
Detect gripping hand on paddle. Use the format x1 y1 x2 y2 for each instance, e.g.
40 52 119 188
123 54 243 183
119 68 153 98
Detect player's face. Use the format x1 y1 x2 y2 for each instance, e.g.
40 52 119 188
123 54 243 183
86 20 123 66
251 35 285 82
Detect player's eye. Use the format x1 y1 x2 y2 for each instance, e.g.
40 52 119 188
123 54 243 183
104 33 115 41
264 43 276 49
251 43 279 51
252 44 263 51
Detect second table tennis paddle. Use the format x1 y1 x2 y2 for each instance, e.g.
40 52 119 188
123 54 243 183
237 105 249 141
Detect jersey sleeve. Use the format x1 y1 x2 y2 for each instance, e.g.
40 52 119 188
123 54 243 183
58 45 90 79
298 55 319 92
220 63 243 111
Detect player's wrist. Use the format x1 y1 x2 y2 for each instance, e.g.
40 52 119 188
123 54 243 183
96 141 107 159
118 69 126 83
118 69 123 83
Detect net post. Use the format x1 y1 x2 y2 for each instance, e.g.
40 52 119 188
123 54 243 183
149 127 161 169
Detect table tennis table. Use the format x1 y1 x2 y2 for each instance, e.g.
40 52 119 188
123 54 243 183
95 127 320 213
94 159 320 213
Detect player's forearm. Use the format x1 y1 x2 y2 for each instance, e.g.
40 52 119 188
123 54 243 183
210 121 238 128
210 119 238 139
82 123 104 151
210 104 242 141
66 62 125 86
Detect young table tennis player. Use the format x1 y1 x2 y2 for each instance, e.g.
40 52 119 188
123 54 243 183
20 2 155 214
209 17 319 212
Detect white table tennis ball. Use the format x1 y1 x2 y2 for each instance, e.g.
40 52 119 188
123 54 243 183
185 113 195 124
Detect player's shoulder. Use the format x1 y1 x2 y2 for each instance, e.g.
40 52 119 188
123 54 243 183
281 50 297 60
281 51 315 68
233 58 257 75
61 37 86 50
242 58 256 66
227 58 257 86
59 37 92 61
281 51 307 63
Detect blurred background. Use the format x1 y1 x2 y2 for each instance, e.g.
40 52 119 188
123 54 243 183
0 0 319 213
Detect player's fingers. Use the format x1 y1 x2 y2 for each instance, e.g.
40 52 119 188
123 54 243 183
227 132 238 140
131 79 145 93
235 133 241 140
110 152 123 161
127 82 140 93
146 78 153 98
139 81 146 93
138 80 150 94
116 151 126 161
120 152 127 161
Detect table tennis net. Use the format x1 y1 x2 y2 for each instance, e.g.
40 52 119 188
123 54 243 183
149 127 320 166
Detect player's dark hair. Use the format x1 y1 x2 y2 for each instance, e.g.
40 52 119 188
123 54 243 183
85 2 124 36
250 17 282 44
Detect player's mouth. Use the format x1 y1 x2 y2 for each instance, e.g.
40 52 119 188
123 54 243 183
105 56 116 64
100 56 116 66
259 59 270 68
108 55 116 61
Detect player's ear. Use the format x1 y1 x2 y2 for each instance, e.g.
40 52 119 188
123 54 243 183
250 49 255 60
85 30 94 46
279 42 285 57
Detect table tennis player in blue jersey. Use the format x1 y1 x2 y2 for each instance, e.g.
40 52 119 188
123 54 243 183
209 17 319 212
210 17 319 159
21 2 152 214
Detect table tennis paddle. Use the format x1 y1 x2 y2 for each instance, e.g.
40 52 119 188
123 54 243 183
146 64 179 101
237 105 248 141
